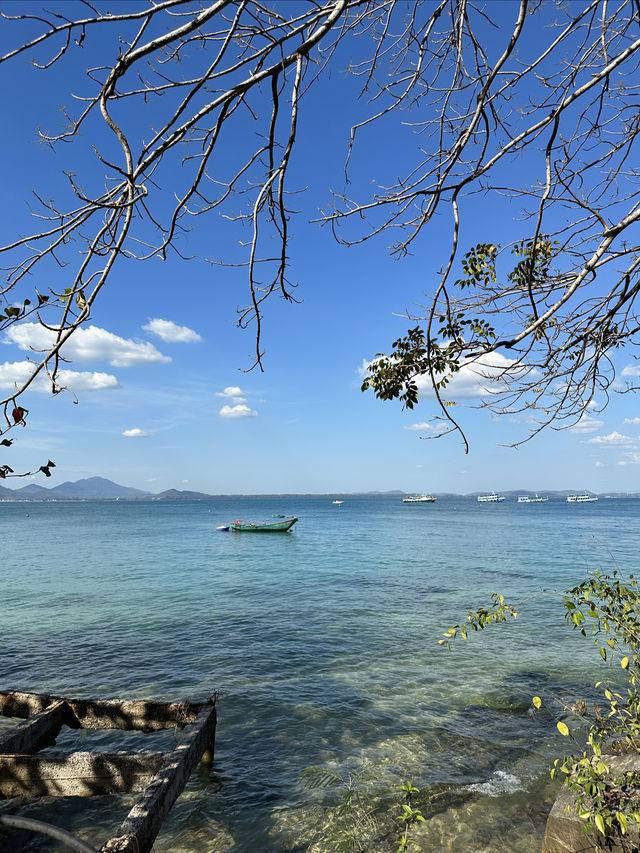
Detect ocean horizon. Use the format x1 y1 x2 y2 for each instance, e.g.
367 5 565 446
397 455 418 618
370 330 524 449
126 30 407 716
1 475 638 501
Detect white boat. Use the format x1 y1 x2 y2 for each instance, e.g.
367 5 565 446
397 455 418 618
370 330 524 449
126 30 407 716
477 491 505 503
332 500 344 505
402 494 436 503
518 494 548 503
567 494 598 503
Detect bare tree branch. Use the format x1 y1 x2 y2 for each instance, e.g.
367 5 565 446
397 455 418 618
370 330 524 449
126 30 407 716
0 0 638 457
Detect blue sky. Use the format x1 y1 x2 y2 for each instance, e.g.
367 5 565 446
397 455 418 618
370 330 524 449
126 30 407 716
1 3 639 495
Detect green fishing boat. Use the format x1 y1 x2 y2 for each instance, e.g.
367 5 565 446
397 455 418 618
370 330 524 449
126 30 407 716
231 517 298 532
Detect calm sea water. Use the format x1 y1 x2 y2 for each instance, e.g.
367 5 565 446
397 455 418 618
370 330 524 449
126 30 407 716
1 496 638 852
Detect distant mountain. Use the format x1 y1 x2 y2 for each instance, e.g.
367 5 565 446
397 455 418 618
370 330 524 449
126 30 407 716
9 484 53 499
49 477 150 499
4 477 151 501
0 482 20 499
152 488 213 500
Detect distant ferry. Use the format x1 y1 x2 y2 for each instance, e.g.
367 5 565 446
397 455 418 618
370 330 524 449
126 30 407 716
477 492 505 503
402 494 436 503
518 494 548 503
567 494 598 503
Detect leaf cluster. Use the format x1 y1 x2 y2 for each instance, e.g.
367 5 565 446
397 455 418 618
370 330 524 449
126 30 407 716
395 781 425 853
438 593 518 649
454 244 498 290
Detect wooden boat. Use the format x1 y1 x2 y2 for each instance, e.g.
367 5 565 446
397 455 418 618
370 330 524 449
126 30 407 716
231 517 298 532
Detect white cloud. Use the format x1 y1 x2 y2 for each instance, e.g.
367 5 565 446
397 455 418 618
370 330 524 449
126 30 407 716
623 417 640 425
217 386 244 397
619 452 640 465
570 414 605 434
403 421 438 432
219 404 257 419
0 360 119 392
57 370 120 391
585 431 638 449
418 352 522 399
621 364 640 377
142 318 202 343
122 428 152 438
216 385 248 404
360 351 521 402
595 461 604 467
6 323 170 367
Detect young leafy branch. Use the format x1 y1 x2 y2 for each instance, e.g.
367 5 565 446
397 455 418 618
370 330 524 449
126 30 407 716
441 569 640 842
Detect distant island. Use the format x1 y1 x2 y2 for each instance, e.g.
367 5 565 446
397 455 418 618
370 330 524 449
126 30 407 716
0 477 638 501
0 477 208 501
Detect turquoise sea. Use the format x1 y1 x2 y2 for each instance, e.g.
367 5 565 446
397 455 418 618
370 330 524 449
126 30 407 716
1 496 639 852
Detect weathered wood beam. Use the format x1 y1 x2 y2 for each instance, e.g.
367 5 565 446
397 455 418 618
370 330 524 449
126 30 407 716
0 700 67 755
0 751 166 798
0 691 208 731
101 704 217 853
62 698 206 732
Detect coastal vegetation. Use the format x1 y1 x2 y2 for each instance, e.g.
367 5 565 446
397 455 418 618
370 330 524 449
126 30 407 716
442 570 640 845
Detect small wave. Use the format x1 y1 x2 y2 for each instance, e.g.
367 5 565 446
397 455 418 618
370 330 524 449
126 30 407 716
466 770 524 796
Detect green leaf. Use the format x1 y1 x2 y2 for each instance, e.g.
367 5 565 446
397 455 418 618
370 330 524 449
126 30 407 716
621 656 630 669
557 721 569 736
594 813 606 835
617 811 628 834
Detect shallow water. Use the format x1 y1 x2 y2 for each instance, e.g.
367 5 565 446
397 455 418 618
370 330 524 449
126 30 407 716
1 495 637 851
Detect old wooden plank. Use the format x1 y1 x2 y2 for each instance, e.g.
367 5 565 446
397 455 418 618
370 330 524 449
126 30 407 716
0 751 166 798
101 703 217 853
0 700 67 755
0 691 207 731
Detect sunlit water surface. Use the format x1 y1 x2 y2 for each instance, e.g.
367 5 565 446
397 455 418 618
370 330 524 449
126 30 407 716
1 496 638 852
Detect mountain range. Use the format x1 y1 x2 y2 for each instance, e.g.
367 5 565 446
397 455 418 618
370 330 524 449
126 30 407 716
0 477 152 501
0 477 638 501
